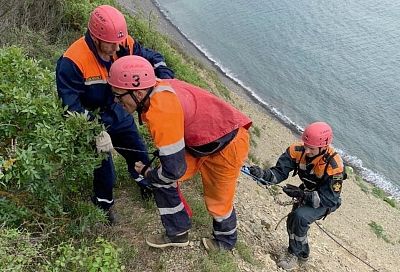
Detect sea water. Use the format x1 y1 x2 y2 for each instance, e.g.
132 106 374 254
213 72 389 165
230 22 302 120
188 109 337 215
155 0 400 199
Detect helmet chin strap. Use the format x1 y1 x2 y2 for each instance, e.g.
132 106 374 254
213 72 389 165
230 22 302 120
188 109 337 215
129 87 154 125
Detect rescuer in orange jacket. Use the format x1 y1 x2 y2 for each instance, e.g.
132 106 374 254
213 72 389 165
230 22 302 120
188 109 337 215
107 55 252 250
55 5 174 224
249 122 345 270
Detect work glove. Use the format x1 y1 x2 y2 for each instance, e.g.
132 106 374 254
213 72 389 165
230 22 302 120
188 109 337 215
283 184 305 199
95 131 113 153
249 166 264 178
249 166 276 185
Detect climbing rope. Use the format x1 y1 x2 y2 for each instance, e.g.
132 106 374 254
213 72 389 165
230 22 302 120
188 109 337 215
314 222 380 272
113 146 159 176
113 146 156 154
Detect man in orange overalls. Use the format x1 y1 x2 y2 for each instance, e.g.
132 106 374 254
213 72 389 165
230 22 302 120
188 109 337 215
107 55 252 250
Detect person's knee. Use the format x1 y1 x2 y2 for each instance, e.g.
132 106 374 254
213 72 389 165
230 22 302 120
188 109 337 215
290 209 311 227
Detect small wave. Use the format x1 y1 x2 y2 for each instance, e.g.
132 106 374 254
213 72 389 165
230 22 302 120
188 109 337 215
338 150 400 200
154 0 400 201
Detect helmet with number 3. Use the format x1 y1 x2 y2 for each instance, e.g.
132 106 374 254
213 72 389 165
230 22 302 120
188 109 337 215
108 56 156 90
301 122 333 147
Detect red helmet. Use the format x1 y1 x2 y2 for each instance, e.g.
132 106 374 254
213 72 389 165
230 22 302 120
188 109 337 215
88 5 128 43
301 122 333 147
108 56 156 90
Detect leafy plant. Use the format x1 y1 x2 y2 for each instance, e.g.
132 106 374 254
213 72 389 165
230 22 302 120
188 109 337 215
355 176 369 194
0 46 103 224
0 227 42 272
251 126 261 138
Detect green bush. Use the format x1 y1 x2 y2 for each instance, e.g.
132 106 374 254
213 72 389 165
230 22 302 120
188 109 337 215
0 228 124 272
42 237 124 272
0 46 103 224
0 227 42 272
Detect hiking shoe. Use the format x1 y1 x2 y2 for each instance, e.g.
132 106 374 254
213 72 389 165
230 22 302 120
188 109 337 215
202 238 230 252
105 208 117 225
298 255 309 263
146 232 189 248
277 253 298 271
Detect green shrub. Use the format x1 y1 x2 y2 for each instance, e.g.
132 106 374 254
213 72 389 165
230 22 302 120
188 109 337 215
371 187 386 199
0 46 103 223
383 197 397 208
0 227 42 272
42 237 124 272
0 197 30 227
236 241 258 265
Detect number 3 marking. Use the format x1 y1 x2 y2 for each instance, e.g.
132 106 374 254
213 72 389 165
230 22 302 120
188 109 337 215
132 75 140 87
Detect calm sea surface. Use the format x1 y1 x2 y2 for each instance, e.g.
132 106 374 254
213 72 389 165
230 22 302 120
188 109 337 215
156 0 400 198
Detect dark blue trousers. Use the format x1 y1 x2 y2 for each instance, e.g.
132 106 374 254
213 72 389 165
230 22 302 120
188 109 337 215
93 115 149 210
286 205 332 258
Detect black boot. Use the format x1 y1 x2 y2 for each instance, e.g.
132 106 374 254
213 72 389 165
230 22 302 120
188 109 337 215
105 208 117 225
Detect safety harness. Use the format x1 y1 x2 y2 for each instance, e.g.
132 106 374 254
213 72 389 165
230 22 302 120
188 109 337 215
292 149 347 185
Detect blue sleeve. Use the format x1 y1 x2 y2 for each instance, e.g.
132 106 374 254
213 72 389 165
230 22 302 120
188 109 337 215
269 148 297 183
147 149 187 184
55 57 94 119
317 174 343 208
133 41 175 79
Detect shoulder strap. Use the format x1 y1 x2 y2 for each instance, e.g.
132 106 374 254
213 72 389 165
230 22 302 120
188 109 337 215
323 152 337 175
292 148 305 177
323 152 347 180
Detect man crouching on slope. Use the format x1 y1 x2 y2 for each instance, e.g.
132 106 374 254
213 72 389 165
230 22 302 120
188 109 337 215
249 122 345 270
107 55 252 251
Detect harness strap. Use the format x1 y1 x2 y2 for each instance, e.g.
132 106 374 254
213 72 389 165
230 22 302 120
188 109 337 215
323 152 337 176
292 149 305 177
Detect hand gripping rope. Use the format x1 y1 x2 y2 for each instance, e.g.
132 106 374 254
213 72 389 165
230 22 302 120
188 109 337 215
113 146 159 176
240 165 279 187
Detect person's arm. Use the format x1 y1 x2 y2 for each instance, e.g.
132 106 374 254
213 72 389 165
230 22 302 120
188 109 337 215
55 57 94 119
250 147 297 184
132 41 175 79
269 148 298 183
314 171 344 208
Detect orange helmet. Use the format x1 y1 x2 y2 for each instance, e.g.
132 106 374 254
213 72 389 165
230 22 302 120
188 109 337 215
301 122 333 147
108 56 156 90
88 5 128 43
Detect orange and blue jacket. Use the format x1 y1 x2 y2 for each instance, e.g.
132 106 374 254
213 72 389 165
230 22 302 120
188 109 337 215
56 32 174 130
143 79 252 185
270 143 345 208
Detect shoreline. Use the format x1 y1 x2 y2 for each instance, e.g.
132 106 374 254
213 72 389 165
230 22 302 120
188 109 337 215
118 0 400 200
121 0 304 134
